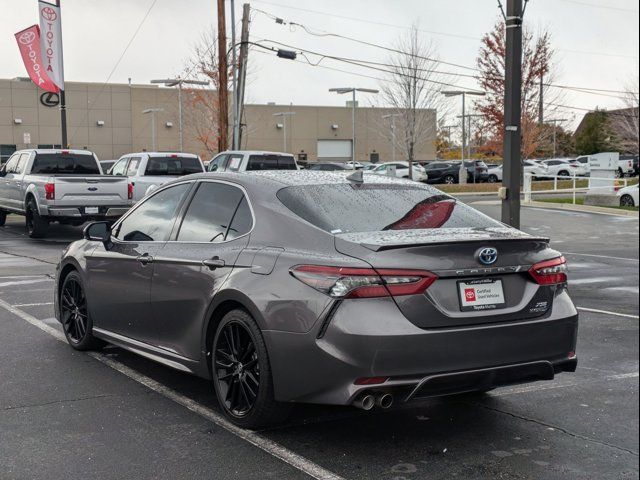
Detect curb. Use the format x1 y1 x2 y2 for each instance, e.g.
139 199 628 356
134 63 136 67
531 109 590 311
522 201 639 217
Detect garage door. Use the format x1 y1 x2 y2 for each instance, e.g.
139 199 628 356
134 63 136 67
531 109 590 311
317 140 352 160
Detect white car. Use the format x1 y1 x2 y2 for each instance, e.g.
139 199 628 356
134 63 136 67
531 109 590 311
109 152 205 202
617 184 639 207
523 160 547 179
370 161 428 182
487 165 503 183
540 159 588 178
208 150 299 172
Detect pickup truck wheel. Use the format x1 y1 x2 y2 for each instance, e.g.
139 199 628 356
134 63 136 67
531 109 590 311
0 210 6 227
25 199 49 238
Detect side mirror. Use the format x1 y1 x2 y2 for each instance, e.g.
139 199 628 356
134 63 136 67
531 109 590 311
83 221 111 243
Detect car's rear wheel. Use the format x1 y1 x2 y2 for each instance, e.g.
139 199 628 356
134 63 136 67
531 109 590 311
212 309 290 429
443 174 456 184
60 271 104 350
0 210 6 227
620 194 635 207
558 170 570 177
488 174 499 183
25 199 48 238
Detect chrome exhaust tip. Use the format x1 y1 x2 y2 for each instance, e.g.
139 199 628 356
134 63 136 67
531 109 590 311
376 392 394 409
353 393 375 411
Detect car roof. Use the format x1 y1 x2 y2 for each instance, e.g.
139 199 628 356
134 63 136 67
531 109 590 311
218 150 295 156
125 152 200 158
17 148 94 155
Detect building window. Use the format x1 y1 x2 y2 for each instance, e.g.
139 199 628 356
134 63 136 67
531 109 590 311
37 144 63 149
1 145 17 165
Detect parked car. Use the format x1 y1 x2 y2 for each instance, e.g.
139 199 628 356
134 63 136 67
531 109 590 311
617 184 639 207
539 159 587 178
0 149 131 237
100 160 117 173
109 152 204 202
309 162 350 171
371 161 428 181
56 171 578 428
208 151 298 172
618 155 636 178
487 165 503 183
422 161 461 184
456 160 489 182
523 160 546 179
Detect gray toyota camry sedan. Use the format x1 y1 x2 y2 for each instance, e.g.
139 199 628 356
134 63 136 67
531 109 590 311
55 171 578 428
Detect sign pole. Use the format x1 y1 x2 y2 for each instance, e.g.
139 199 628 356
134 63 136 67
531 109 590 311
56 0 67 147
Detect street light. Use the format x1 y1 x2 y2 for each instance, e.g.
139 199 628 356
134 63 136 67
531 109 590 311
151 78 210 151
329 87 379 167
442 90 486 184
382 113 402 163
272 111 296 152
547 118 568 158
142 107 164 151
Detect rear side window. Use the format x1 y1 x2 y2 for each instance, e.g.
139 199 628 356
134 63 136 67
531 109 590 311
145 156 203 176
115 183 191 242
277 184 501 234
31 153 100 174
126 157 141 176
177 182 252 243
246 154 297 171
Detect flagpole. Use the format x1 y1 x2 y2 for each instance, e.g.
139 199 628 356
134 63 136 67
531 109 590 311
56 0 67 148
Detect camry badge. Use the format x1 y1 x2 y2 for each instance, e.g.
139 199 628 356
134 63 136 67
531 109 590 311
477 247 498 265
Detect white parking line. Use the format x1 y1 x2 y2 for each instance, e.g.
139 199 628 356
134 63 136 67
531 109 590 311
13 302 54 307
564 252 640 262
0 278 52 288
0 298 344 480
577 307 639 319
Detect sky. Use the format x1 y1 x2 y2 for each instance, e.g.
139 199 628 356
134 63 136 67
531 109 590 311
1 0 638 130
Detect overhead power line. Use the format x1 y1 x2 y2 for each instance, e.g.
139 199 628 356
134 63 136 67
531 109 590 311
553 0 640 13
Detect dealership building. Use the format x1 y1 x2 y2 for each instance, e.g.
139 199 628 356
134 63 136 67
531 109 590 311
0 77 437 164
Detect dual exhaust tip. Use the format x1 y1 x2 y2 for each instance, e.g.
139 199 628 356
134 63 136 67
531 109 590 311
353 391 393 411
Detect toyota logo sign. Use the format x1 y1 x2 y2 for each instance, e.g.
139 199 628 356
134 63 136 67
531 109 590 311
40 6 58 21
477 247 499 266
19 31 36 45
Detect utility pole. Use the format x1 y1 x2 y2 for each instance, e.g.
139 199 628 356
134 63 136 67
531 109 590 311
236 3 250 148
501 0 524 228
548 118 568 158
151 78 210 151
329 87 379 169
382 113 401 162
217 0 229 152
539 74 544 126
230 0 239 149
443 90 486 184
142 108 164 151
457 114 483 160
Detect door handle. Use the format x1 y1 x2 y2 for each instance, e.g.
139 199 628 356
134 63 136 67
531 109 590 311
202 257 225 270
136 253 154 265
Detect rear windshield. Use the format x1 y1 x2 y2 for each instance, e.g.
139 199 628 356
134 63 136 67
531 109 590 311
246 155 297 171
277 184 500 234
31 153 100 175
145 156 203 176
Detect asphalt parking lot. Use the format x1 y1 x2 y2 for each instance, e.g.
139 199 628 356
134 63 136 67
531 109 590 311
0 203 638 480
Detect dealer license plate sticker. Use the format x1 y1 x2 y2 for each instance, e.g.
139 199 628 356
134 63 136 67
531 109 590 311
85 207 99 214
458 278 506 312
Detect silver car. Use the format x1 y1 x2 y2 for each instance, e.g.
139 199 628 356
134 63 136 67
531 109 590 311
55 171 578 428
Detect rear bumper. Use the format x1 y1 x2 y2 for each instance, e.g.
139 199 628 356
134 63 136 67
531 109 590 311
44 206 130 219
264 294 578 405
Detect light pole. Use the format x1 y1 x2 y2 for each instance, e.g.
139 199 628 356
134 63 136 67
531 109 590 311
151 78 210 151
442 90 486 184
547 118 568 158
329 87 379 168
382 113 401 162
272 111 296 152
142 108 164 151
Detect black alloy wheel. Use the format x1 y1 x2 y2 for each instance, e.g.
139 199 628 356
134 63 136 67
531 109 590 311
59 271 103 350
214 320 261 418
443 174 456 184
620 194 635 207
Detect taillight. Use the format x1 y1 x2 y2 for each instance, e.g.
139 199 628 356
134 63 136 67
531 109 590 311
44 182 55 200
127 183 134 200
529 256 568 285
290 265 437 299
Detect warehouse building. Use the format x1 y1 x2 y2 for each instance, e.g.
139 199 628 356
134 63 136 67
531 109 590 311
0 77 437 164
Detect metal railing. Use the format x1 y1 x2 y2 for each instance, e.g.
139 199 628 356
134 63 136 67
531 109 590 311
523 173 632 205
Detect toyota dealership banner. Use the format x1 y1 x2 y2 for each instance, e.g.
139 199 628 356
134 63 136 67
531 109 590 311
38 1 65 91
14 25 59 93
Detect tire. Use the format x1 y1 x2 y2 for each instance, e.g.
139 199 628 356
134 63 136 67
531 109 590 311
443 174 456 184
488 174 498 183
620 194 635 207
616 169 623 179
59 271 104 351
0 210 6 227
211 309 290 429
25 198 49 238
557 170 570 177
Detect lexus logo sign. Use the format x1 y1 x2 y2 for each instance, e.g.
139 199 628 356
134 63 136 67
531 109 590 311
18 31 36 45
40 91 60 107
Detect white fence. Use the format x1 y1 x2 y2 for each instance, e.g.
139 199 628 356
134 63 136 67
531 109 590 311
523 173 633 204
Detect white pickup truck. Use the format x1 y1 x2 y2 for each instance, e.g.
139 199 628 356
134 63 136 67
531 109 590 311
0 149 132 238
108 152 204 202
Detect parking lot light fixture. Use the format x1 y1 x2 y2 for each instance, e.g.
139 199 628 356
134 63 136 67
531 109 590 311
272 111 296 152
142 107 164 151
330 87 379 167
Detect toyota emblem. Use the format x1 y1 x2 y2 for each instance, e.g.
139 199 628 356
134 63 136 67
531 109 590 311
41 6 58 21
19 31 36 45
477 247 498 265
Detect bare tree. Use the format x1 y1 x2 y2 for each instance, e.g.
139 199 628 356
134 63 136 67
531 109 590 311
617 75 639 154
378 25 449 178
